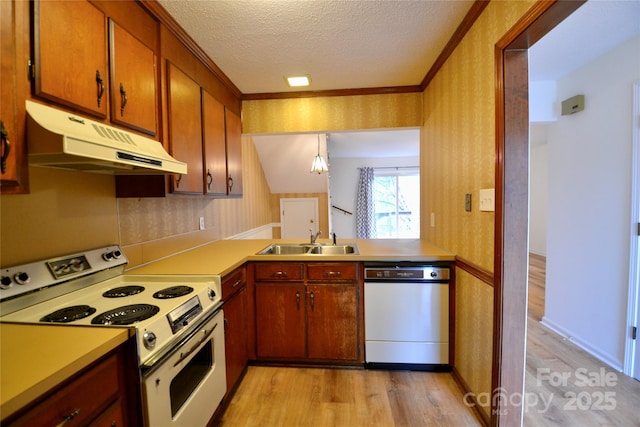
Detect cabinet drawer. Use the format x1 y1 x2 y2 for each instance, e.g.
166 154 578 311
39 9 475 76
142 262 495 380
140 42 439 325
9 353 120 427
307 263 358 281
254 263 304 281
222 267 246 300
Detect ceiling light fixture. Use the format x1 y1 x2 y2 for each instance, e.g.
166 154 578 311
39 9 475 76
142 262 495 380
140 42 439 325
286 75 311 87
310 134 328 174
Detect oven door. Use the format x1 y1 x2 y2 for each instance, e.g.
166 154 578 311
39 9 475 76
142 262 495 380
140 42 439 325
141 308 226 427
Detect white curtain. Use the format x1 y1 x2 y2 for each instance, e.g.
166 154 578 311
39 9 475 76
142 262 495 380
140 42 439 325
356 167 375 238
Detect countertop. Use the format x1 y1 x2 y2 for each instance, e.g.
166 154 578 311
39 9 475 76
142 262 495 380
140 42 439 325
128 238 455 277
0 323 132 421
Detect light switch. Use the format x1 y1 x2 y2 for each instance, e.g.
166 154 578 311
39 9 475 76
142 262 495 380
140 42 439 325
479 189 495 212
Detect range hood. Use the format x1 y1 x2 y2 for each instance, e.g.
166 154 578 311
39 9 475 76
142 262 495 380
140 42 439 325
26 100 187 174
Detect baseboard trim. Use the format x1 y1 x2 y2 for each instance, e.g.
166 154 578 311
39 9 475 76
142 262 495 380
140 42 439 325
540 316 623 372
451 366 490 426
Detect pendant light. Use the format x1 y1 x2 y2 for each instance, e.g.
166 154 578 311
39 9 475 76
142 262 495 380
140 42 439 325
310 133 328 174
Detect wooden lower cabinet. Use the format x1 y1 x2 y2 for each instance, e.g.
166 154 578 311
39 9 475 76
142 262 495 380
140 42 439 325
224 285 249 393
255 283 306 359
5 338 141 427
307 284 359 360
253 262 362 364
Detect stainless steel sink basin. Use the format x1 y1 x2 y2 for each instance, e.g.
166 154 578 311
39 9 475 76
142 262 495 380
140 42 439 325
256 243 359 255
257 244 312 255
308 245 359 254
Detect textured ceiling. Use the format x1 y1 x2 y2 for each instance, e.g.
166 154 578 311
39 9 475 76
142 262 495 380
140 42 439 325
157 0 474 94
156 1 639 194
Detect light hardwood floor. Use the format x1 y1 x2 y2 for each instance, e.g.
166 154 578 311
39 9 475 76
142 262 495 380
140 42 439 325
215 256 640 426
524 254 640 426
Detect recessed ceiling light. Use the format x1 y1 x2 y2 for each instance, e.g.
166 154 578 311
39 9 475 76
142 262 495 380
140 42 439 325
285 75 311 87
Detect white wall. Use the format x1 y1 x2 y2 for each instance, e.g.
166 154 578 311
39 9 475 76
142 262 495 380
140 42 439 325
543 35 640 370
529 125 549 256
328 156 419 239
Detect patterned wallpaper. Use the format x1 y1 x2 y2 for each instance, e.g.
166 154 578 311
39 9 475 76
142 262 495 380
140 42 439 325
118 135 273 266
421 0 536 419
242 93 422 134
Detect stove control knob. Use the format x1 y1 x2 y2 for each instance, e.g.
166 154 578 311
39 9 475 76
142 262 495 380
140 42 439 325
0 276 12 289
208 288 217 301
103 250 123 262
143 331 157 350
14 272 30 285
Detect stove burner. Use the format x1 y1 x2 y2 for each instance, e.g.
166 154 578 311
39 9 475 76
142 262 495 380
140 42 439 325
41 305 97 323
153 286 194 299
103 285 145 298
91 304 159 325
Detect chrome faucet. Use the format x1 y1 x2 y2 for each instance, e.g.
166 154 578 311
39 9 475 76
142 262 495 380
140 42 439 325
310 230 322 244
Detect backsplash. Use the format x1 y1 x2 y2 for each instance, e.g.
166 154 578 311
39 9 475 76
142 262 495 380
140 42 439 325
0 136 273 268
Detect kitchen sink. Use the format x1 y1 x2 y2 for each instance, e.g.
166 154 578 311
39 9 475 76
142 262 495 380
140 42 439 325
308 245 359 254
256 243 359 255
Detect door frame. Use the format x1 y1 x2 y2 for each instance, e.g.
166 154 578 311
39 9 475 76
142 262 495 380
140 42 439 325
492 1 585 425
624 82 640 379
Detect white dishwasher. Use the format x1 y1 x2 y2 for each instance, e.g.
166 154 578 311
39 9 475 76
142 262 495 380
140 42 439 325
364 263 450 370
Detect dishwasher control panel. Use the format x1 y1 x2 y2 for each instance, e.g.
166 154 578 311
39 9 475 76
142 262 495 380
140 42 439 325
364 265 450 281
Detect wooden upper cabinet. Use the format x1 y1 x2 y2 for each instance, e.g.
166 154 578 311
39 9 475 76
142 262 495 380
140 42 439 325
225 108 243 196
167 62 203 194
34 0 108 118
1 0 28 194
202 90 227 196
108 19 157 136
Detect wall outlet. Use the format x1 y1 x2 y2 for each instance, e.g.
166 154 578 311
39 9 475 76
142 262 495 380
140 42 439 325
430 212 435 227
479 189 495 212
199 217 205 230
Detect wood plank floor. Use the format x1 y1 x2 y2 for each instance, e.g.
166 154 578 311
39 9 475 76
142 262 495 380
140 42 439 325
524 254 640 426
215 255 640 426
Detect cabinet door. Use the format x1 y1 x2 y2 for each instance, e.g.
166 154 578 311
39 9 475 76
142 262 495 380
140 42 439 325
224 286 248 393
202 90 227 196
109 19 157 135
167 62 203 194
255 283 305 358
225 108 243 196
34 0 107 118
0 0 28 194
307 284 359 361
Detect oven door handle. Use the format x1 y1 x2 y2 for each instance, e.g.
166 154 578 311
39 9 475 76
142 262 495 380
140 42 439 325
173 322 218 367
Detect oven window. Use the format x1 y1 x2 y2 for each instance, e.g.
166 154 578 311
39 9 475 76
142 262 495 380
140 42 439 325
170 339 213 417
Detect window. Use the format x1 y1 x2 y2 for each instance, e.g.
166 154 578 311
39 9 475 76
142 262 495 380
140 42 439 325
372 168 420 238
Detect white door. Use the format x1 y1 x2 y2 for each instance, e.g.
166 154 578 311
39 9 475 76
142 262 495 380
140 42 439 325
280 198 319 239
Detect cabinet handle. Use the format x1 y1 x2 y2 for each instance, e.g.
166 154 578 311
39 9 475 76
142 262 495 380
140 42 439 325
295 290 300 310
228 176 233 192
207 170 213 190
119 83 128 116
0 120 10 174
96 70 104 107
232 280 242 288
309 291 315 311
272 271 287 278
56 408 81 427
324 271 342 277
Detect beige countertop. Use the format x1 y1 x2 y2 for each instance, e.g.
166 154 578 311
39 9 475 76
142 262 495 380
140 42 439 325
0 323 132 421
128 238 454 277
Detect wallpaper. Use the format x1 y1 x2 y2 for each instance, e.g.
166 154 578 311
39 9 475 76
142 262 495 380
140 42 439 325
242 92 422 134
421 0 537 420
